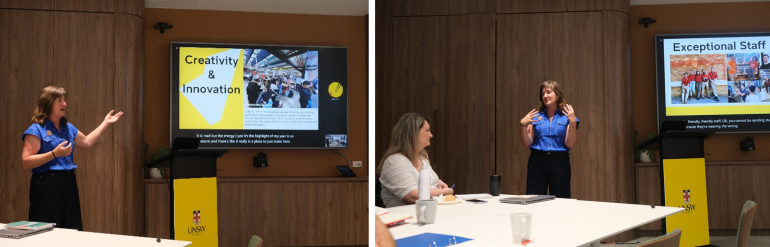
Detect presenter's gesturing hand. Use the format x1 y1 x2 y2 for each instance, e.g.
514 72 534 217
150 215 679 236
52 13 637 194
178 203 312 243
520 109 540 126
103 110 124 125
75 110 124 148
54 140 73 158
562 104 578 148
562 104 576 123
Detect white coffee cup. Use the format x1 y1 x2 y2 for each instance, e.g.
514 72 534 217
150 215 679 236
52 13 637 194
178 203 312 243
511 212 532 244
415 199 437 224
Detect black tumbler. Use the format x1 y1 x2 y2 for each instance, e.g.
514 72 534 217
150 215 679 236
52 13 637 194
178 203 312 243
490 175 501 196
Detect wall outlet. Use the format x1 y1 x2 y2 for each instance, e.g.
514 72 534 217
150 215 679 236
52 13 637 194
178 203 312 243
352 161 362 168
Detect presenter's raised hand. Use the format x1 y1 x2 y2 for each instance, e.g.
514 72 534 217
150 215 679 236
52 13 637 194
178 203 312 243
103 110 124 125
54 140 73 157
562 104 576 123
520 109 540 126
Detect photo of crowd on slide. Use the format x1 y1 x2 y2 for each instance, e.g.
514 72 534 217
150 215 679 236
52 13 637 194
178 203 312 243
725 57 770 103
324 134 347 148
669 54 728 104
242 49 319 108
730 69 770 103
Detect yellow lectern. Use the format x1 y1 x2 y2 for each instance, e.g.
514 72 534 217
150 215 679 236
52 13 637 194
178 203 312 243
146 148 226 246
637 130 714 247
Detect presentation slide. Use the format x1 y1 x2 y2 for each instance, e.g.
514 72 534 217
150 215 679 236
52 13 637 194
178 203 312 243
656 33 770 133
178 48 319 130
171 43 348 149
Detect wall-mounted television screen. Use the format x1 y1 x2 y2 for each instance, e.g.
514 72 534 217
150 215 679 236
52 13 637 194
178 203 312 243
655 32 770 133
170 42 348 149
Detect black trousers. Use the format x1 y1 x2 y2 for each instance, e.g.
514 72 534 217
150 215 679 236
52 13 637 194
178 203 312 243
29 170 83 231
525 150 571 198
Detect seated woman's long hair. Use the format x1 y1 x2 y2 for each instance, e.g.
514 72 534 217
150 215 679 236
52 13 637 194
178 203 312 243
376 113 430 177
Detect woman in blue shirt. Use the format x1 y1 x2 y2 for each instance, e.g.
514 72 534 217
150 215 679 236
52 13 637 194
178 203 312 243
20 86 123 230
519 81 578 198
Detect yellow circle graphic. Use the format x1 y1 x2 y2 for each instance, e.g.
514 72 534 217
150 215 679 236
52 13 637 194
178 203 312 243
328 82 343 98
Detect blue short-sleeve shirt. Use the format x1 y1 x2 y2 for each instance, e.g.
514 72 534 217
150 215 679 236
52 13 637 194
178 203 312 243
529 110 579 152
22 120 78 173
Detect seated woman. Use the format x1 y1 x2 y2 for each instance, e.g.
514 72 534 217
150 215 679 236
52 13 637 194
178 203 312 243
377 113 453 208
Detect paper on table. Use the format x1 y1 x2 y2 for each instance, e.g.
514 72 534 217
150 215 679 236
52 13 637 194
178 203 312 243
379 213 412 226
455 194 493 200
374 206 388 216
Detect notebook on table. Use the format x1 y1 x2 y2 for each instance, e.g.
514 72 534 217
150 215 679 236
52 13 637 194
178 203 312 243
499 195 556 205
0 221 55 239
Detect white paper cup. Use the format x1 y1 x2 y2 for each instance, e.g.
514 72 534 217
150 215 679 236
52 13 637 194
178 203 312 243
511 212 532 243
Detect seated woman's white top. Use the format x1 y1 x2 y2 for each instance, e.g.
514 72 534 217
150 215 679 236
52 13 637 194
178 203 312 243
745 94 761 102
379 153 439 208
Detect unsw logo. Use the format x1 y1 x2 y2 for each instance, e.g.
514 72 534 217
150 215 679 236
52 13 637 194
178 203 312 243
680 190 696 214
189 210 206 236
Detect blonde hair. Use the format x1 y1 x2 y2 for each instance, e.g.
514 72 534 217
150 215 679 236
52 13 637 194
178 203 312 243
32 86 68 125
538 81 568 112
376 113 430 176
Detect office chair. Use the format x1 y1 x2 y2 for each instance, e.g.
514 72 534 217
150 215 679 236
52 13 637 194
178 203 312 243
248 235 263 247
735 200 757 247
636 228 681 247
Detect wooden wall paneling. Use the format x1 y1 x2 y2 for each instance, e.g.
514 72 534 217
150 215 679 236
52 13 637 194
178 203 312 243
217 182 283 247
391 16 443 166
0 0 54 9
496 0 603 14
366 15 368 178
144 181 170 239
55 0 114 12
438 14 496 195
321 182 343 245
0 9 55 224
323 182 357 246
392 0 496 16
706 165 741 229
352 181 369 244
113 13 144 236
604 0 629 13
705 165 770 229
635 166 662 230
391 14 495 195
709 229 770 237
280 182 302 246
53 11 116 233
602 10 632 204
551 12 605 202
375 0 393 173
117 0 144 17
602 10 634 242
496 12 605 200
495 13 534 196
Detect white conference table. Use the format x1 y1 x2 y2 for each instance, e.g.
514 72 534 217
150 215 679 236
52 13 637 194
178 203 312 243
386 195 684 247
0 224 191 247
